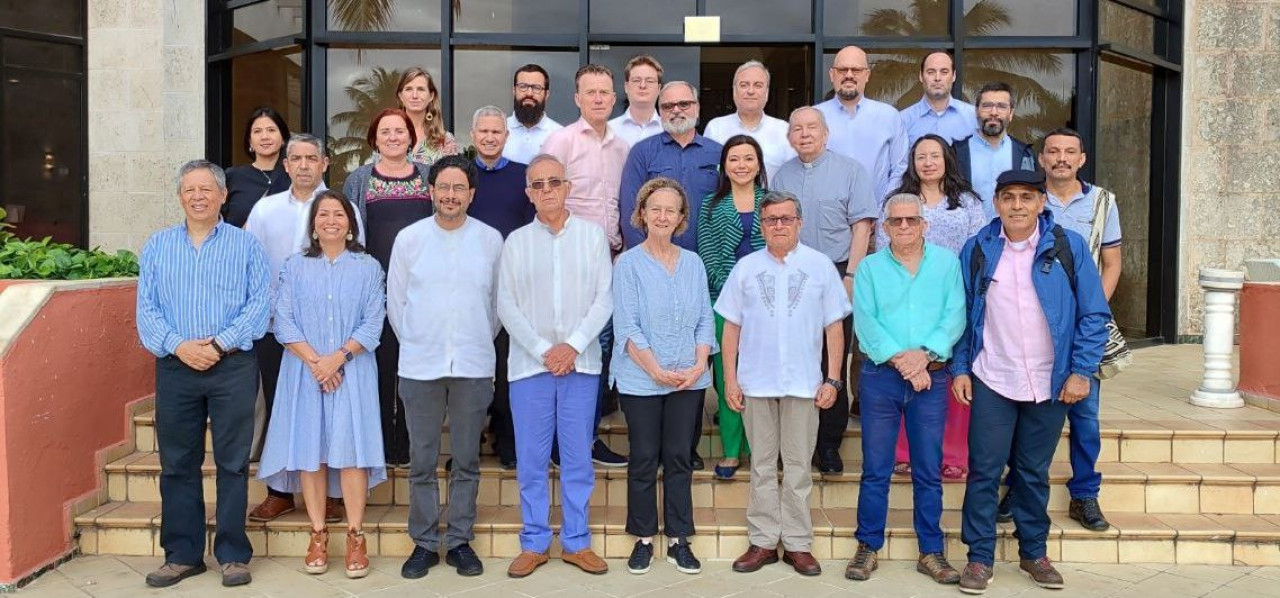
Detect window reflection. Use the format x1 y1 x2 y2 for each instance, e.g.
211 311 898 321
232 0 303 45
589 0 695 34
961 0 1076 36
0 1 81 37
707 0 810 35
962 50 1075 144
454 0 579 34
327 0 441 32
824 0 949 36
1101 1 1156 54
230 48 304 167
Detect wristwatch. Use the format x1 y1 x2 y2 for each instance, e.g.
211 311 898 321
824 378 845 392
210 339 227 357
340 348 354 362
922 347 942 362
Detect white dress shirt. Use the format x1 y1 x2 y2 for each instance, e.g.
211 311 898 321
504 114 563 164
714 244 851 399
497 215 614 382
387 216 504 381
704 112 797 183
609 109 663 147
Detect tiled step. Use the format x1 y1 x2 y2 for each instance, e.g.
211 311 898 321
73 500 1280 566
104 451 1280 515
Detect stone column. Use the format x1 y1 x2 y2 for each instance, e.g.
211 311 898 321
1191 267 1245 408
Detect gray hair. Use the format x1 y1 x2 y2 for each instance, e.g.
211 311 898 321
760 190 802 219
471 105 507 130
659 80 698 101
733 60 771 86
176 160 226 194
285 133 325 157
788 106 827 130
526 153 568 181
882 193 925 219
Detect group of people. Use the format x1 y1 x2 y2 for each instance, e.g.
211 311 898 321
135 45 1123 595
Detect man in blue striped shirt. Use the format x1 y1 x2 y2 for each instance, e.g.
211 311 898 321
136 160 270 589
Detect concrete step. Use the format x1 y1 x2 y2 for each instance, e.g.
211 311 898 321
104 451 1280 516
73 500 1280 566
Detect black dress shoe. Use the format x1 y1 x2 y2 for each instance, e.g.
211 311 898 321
813 447 843 474
996 489 1013 523
1069 497 1111 531
446 543 484 576
401 545 439 579
499 450 517 470
691 451 704 471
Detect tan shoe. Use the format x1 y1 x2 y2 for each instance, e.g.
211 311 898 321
562 548 608 574
248 494 295 521
507 550 549 578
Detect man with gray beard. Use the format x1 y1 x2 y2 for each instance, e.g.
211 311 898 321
951 81 1036 210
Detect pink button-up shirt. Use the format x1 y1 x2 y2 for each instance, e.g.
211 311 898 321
539 117 629 251
973 227 1055 402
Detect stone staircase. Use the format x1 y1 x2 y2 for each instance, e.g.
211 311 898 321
74 350 1280 567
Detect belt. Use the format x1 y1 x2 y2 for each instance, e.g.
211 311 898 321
927 361 947 372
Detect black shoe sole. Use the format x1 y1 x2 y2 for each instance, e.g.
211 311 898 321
145 563 207 588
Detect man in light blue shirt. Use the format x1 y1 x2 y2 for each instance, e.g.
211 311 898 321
815 45 909 201
899 51 977 145
609 55 664 146
847 193 965 584
952 81 1036 212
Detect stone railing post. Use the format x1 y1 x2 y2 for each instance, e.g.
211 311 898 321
1191 268 1245 409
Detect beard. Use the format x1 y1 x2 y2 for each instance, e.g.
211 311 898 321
981 119 1006 137
513 100 546 128
836 87 861 102
663 115 697 136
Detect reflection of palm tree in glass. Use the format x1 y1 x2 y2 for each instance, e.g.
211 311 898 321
327 0 461 30
328 66 403 188
861 0 1072 143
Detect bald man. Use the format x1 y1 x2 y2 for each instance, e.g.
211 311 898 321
815 46 909 202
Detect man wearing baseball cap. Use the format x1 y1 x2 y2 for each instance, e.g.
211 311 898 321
949 170 1110 594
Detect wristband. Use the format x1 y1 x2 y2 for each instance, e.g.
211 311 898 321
210 339 227 357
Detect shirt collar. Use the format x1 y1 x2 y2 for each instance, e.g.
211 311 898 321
620 109 661 127
661 131 709 148
574 117 616 143
800 150 829 169
535 212 572 236
998 222 1041 250
475 156 510 171
509 113 552 132
917 95 961 115
972 133 1011 151
289 183 328 205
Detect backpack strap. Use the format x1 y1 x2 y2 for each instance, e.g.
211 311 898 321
969 242 989 297
1041 224 1077 292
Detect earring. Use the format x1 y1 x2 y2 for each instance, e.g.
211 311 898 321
424 112 434 122
312 231 319 240
345 232 353 241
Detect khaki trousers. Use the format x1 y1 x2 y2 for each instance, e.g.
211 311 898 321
743 396 820 552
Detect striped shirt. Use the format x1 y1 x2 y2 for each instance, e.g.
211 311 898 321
136 220 271 357
696 186 766 302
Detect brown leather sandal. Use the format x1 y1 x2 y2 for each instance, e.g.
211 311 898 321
304 528 329 574
345 529 369 579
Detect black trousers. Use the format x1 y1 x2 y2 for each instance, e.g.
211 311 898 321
620 389 701 538
155 351 257 565
487 328 515 455
253 333 290 499
377 320 411 465
816 312 854 452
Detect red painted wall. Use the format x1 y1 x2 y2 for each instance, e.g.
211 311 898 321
0 282 153 583
1241 283 1280 402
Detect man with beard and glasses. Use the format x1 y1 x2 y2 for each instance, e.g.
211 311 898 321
504 64 562 165
609 54 665 147
816 45 909 202
952 81 1036 212
899 51 976 146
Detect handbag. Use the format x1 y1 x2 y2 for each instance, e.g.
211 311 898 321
1088 187 1132 380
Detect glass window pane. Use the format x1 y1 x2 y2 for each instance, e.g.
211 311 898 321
0 0 81 38
821 50 939 110
707 0 810 35
824 0 949 36
451 49 579 148
1096 58 1154 338
700 46 813 123
328 0 441 32
961 0 1075 36
3 38 82 73
454 0 579 34
229 47 304 166
962 50 1076 142
232 0 303 46
327 48 443 189
1101 1 1155 54
3 73 85 246
589 0 696 34
588 46 700 118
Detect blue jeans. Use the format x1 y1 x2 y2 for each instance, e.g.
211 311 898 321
1004 385 1101 499
855 361 948 554
511 372 599 553
962 377 1070 566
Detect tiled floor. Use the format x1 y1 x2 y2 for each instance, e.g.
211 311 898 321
17 554 1280 597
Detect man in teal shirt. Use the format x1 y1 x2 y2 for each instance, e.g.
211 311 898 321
845 193 965 586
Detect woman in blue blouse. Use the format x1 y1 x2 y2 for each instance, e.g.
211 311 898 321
612 177 717 576
257 190 387 579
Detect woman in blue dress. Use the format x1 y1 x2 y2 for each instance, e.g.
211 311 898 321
257 189 387 579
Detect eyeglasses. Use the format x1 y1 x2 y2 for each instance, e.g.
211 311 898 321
886 216 924 227
433 183 470 194
628 77 659 87
515 83 547 93
528 178 565 191
832 66 869 76
762 216 798 227
978 102 1012 111
660 100 697 112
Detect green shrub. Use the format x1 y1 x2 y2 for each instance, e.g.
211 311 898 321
0 207 139 280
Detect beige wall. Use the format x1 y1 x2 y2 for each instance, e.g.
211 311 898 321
87 0 204 252
1180 0 1280 336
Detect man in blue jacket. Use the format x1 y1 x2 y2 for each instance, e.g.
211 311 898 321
950 170 1110 595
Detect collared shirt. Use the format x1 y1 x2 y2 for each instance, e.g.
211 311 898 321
704 112 797 183
471 156 535 239
539 117 629 251
497 215 614 382
619 132 723 251
969 134 1015 207
388 216 504 381
974 227 1055 402
899 96 978 145
771 151 878 263
609 109 663 147
504 113 563 165
815 96 909 201
1045 181 1122 255
853 243 965 365
610 246 718 396
136 220 270 357
715 244 850 399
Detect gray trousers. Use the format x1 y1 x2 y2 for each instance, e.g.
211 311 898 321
743 396 820 552
399 377 494 552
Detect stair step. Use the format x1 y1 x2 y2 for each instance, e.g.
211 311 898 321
73 500 1280 565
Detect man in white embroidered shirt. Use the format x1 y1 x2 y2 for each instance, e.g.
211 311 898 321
717 190 851 578
498 154 614 578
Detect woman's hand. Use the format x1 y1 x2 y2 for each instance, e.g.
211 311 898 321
675 362 707 390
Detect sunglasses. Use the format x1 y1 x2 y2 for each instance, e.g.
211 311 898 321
529 178 565 191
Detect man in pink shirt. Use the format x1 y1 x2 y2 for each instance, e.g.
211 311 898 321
949 170 1110 595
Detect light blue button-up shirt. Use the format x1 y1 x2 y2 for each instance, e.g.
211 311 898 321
815 96 908 201
771 151 878 264
1044 181 1123 250
970 134 1015 210
853 243 966 365
900 96 978 146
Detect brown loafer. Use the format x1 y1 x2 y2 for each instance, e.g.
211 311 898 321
732 545 779 573
562 548 608 574
248 494 295 521
782 550 822 576
506 550 549 578
325 497 345 523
